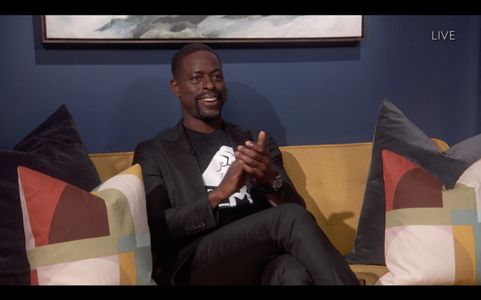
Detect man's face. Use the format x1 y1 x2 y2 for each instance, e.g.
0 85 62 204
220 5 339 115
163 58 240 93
171 50 227 123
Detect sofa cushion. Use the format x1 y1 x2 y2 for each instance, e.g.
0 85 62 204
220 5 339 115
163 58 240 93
18 164 153 285
346 99 481 265
0 105 100 284
377 151 481 284
90 152 134 182
281 143 372 255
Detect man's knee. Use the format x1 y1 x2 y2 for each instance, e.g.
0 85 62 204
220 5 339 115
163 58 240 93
261 254 313 285
274 203 315 225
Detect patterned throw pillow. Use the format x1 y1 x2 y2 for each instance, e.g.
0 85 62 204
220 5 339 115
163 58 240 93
0 105 100 284
377 150 481 284
346 100 481 265
18 164 153 285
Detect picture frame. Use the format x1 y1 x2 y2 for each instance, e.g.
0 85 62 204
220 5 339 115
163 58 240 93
41 15 364 47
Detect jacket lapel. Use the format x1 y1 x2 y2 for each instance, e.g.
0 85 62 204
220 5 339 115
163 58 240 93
162 122 206 195
224 122 253 149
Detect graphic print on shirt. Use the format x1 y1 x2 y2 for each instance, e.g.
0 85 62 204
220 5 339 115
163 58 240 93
202 145 253 209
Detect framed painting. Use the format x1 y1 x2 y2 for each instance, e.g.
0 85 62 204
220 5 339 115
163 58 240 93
41 15 363 46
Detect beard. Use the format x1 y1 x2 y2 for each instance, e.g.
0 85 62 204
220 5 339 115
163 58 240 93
194 99 223 122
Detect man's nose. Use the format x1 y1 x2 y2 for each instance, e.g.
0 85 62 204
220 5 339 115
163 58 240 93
202 75 214 89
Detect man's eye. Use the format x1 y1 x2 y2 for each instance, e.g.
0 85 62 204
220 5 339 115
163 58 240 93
191 76 201 82
212 74 224 81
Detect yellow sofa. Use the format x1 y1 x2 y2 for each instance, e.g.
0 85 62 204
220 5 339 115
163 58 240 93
89 139 449 285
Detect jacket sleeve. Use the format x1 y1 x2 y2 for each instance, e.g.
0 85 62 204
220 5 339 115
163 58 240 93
133 142 217 242
263 132 306 208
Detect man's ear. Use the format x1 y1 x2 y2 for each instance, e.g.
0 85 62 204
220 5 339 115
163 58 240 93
170 79 180 97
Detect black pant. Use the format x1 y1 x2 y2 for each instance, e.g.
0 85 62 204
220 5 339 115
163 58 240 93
188 203 359 285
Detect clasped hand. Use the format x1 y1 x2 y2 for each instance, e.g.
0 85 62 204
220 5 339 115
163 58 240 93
209 131 276 207
234 131 276 186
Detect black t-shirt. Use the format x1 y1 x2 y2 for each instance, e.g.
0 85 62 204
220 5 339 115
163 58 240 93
185 127 257 225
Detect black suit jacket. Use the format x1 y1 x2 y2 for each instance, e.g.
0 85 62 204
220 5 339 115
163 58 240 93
133 120 304 285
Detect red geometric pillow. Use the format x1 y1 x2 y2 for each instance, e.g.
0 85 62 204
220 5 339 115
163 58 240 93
19 164 153 285
377 150 481 284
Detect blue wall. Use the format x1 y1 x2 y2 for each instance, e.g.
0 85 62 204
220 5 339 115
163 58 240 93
1 15 480 153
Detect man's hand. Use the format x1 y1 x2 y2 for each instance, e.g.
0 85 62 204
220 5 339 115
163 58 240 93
208 160 246 208
235 131 276 186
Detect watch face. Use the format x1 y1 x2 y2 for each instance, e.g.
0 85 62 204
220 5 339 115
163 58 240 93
272 174 283 191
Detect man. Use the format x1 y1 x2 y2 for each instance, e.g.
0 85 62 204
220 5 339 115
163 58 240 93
133 43 358 285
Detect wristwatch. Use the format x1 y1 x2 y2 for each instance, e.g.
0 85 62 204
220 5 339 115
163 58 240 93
262 172 284 194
